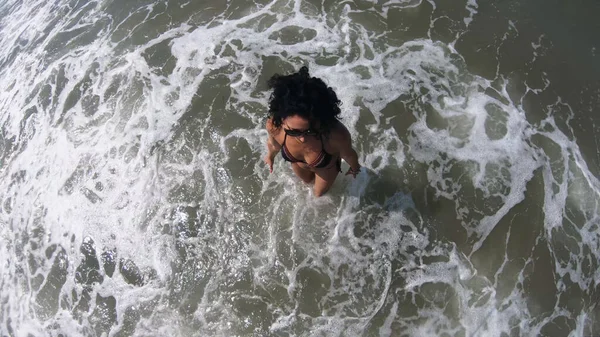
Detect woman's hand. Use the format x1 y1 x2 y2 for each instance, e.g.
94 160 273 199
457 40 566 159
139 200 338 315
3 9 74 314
264 154 275 173
334 125 361 179
345 166 360 178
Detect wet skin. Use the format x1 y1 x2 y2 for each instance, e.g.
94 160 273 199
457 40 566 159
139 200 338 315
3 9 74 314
264 115 360 197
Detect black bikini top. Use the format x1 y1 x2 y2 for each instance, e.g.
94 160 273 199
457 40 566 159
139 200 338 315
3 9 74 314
280 133 333 169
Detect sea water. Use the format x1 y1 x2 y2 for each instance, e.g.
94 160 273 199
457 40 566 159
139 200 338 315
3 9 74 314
0 0 599 336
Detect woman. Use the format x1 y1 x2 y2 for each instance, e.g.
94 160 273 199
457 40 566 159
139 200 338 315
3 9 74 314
263 66 361 197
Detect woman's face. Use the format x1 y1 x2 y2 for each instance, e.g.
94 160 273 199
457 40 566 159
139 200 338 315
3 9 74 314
282 115 315 143
284 115 310 130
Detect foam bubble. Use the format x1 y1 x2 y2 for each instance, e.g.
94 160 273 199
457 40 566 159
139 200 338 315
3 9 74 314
0 0 598 336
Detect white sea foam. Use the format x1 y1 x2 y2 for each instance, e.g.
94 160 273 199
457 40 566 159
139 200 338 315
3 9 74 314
0 0 598 336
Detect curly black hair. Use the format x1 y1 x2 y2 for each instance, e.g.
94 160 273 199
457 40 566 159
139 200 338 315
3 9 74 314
267 66 341 133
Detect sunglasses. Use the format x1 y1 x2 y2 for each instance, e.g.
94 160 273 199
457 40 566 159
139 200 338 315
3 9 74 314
284 127 319 137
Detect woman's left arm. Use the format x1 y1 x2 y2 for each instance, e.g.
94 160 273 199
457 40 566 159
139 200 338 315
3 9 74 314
336 126 361 178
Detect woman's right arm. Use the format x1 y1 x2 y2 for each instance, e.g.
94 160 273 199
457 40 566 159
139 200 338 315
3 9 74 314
264 118 281 173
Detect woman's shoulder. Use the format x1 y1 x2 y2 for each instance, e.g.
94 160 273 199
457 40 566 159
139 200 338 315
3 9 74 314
327 120 351 142
266 117 280 134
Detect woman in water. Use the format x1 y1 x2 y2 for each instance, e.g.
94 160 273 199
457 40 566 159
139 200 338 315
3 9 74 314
264 66 361 197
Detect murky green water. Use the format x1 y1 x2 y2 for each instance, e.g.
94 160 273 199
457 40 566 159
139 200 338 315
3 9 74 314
0 0 599 336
